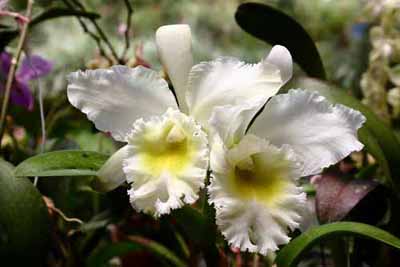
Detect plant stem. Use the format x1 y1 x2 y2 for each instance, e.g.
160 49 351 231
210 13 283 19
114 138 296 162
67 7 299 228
24 51 46 186
91 18 120 62
61 0 112 63
121 0 134 60
0 0 34 149
252 254 260 267
69 0 120 62
0 11 29 23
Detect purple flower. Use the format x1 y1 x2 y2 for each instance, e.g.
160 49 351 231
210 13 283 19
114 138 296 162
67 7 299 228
0 51 52 111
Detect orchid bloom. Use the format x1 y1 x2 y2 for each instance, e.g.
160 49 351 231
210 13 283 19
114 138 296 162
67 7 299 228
208 88 366 254
66 24 291 217
0 51 52 111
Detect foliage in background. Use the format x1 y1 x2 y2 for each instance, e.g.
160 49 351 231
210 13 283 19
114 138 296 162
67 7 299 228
2 0 400 266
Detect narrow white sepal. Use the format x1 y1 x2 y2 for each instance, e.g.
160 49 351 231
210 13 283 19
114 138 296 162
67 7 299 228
264 45 293 84
156 24 193 113
209 97 265 148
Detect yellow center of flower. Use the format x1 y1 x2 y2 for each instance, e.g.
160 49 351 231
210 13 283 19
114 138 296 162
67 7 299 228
229 153 291 206
139 122 194 176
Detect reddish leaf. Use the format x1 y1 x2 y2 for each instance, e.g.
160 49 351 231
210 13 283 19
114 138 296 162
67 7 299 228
312 174 378 223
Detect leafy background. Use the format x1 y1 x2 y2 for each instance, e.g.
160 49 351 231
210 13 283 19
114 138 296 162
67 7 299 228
2 0 400 266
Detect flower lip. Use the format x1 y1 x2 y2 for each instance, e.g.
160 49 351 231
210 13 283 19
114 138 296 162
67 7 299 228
208 134 306 255
225 134 302 206
123 108 209 217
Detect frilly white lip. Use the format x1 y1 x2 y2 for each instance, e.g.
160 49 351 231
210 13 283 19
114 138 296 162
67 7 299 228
209 134 306 255
123 108 208 217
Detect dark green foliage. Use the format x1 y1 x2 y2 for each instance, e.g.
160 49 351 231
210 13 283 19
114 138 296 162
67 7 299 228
0 159 50 266
235 2 326 79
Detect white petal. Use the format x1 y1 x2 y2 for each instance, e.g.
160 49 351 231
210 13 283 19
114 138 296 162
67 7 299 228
123 108 208 217
156 24 193 113
94 145 130 192
208 134 306 255
209 134 229 174
249 89 366 176
209 97 265 147
67 65 177 142
265 45 292 84
187 45 292 131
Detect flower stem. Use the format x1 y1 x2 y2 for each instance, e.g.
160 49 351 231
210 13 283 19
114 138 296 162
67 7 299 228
24 51 46 186
0 11 29 23
0 0 33 149
69 0 120 62
61 0 112 63
252 254 260 267
121 0 134 60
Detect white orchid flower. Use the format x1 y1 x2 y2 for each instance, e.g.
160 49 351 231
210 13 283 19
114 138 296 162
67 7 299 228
208 89 366 254
66 24 292 217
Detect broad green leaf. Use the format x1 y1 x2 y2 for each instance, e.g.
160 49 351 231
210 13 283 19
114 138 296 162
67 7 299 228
235 2 326 79
87 242 142 267
286 78 400 192
275 222 400 267
0 159 50 265
14 150 108 177
68 131 116 155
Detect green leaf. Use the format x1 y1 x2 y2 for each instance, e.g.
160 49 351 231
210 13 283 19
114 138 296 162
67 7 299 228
0 159 50 266
286 78 400 192
68 131 116 155
14 150 108 177
127 236 187 267
88 236 188 267
87 242 142 267
235 2 326 79
275 222 400 267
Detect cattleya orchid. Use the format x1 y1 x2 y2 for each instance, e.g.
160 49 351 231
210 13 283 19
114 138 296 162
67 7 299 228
208 89 366 254
66 24 291 217
0 51 52 110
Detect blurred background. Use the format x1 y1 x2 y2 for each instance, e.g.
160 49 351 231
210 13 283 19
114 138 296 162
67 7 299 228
2 0 400 266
